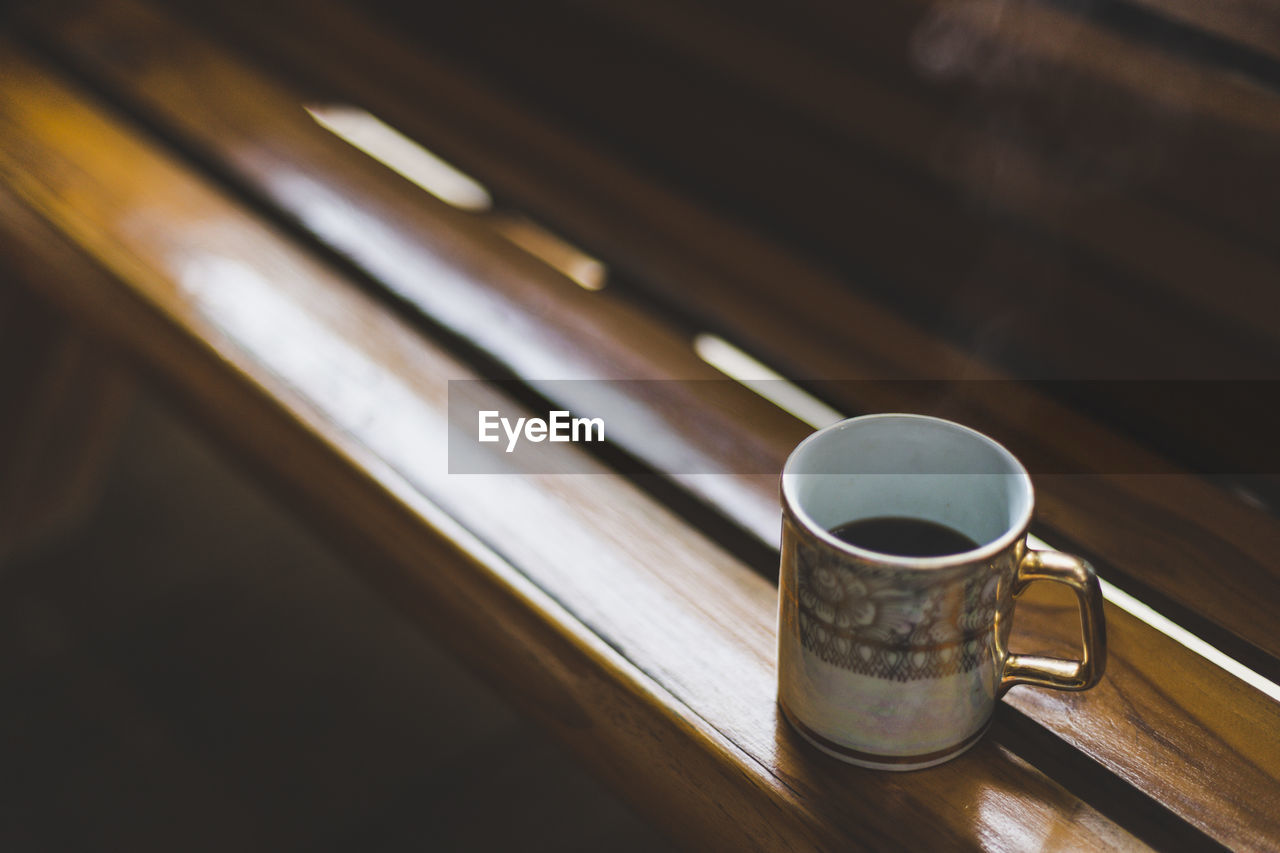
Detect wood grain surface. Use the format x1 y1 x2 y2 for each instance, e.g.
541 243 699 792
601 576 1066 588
0 49 1146 850
265 0 1280 490
341 0 1279 377
2 38 1279 849
21 0 1280 676
14 0 817 542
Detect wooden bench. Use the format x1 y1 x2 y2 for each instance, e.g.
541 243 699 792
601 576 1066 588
2 0 1278 848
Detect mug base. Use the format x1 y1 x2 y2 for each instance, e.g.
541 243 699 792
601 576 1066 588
779 699 990 771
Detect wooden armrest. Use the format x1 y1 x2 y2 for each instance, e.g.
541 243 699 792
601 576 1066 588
25 0 1280 671
3 34 1280 849
0 54 1142 848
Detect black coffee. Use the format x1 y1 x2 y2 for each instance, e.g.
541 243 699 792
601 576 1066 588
829 517 980 557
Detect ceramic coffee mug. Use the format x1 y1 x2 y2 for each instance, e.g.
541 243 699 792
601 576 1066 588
777 414 1105 770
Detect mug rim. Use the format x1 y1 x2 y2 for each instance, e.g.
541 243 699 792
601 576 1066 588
781 413 1034 569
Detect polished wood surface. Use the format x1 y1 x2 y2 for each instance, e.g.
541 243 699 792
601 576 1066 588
17 0 816 541
345 0 1278 377
24 0 1280 678
2 29 1279 849
0 52 1144 850
254 0 1280 483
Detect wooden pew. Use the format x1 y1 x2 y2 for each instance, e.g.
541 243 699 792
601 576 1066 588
165 0 1280 477
2 0 1278 848
23 0 1280 668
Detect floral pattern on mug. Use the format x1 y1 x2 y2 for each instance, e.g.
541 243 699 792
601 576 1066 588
799 563 917 643
794 536 1008 681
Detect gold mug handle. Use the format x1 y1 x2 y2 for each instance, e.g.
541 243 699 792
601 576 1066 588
1001 549 1107 693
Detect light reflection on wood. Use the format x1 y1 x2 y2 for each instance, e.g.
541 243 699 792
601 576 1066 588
308 103 608 291
306 104 493 212
490 213 607 291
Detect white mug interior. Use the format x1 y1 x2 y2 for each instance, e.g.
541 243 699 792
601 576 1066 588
782 414 1033 564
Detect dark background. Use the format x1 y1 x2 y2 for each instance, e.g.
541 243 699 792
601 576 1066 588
0 394 673 852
